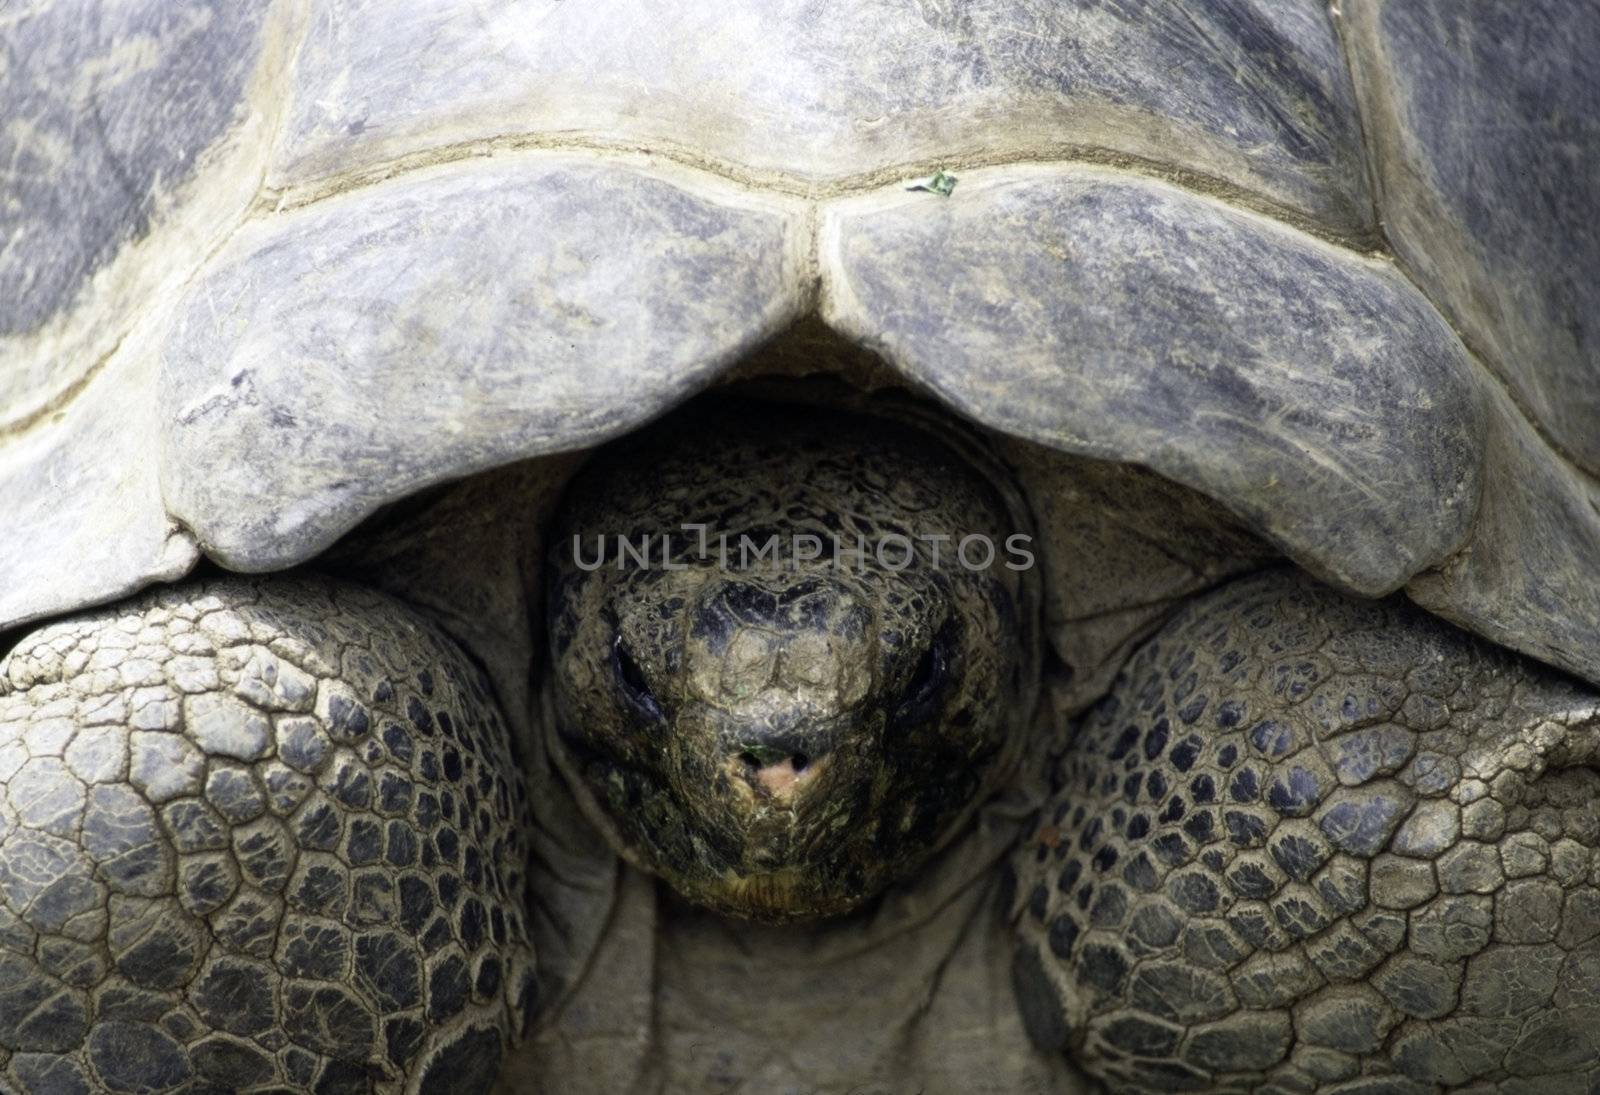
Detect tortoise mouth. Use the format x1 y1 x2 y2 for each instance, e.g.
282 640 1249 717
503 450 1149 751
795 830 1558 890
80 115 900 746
552 695 1010 923
686 868 872 924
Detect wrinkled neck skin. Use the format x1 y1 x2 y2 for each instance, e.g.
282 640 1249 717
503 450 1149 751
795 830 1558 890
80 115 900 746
516 692 1074 1094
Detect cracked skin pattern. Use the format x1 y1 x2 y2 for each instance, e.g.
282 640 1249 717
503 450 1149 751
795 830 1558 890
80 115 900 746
0 577 533 1094
1013 569 1600 1092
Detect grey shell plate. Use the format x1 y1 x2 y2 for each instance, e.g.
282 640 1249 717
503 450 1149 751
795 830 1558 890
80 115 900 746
2 0 1598 691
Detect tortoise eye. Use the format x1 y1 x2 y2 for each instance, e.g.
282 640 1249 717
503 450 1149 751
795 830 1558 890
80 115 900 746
894 621 956 729
613 635 664 721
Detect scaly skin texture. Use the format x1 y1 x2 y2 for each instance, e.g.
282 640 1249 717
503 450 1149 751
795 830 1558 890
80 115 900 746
546 401 1035 922
1012 568 1600 1092
0 577 533 1094
8 435 1600 1093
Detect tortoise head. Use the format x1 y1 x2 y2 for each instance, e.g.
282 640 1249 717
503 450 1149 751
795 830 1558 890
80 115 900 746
545 400 1036 922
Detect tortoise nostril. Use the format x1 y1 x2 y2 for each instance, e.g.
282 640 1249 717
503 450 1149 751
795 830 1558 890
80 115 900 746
730 747 825 796
736 749 812 774
749 753 824 797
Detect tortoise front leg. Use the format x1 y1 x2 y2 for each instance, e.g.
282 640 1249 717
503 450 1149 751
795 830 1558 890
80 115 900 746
1011 568 1600 1092
0 576 534 1093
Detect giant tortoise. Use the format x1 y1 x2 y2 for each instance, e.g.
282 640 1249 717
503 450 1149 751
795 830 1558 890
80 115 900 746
2 1 1598 1092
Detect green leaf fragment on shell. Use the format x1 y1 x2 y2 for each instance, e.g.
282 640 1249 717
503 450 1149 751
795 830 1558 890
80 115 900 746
906 170 958 197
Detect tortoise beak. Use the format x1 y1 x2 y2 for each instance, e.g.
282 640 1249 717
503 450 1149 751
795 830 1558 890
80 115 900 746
716 711 844 805
674 702 866 854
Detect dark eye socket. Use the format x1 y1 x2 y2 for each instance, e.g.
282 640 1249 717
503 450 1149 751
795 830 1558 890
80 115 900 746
613 635 664 721
893 620 956 729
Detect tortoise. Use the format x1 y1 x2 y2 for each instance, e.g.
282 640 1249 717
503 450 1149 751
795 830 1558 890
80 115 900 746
2 0 1598 1091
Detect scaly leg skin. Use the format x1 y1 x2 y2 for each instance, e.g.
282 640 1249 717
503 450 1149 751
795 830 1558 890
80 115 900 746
0 577 534 1093
1012 568 1600 1093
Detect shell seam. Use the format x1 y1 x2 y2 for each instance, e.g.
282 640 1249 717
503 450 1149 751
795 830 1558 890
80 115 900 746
253 132 1388 257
